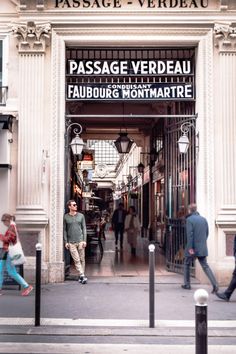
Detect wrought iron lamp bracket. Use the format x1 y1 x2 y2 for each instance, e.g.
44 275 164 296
66 122 83 136
180 121 195 135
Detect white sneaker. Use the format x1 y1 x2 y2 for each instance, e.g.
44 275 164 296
79 275 87 284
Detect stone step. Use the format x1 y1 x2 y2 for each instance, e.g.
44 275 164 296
0 317 236 337
0 343 235 354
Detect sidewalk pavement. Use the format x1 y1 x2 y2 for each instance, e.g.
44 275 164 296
0 273 235 327
1 274 236 353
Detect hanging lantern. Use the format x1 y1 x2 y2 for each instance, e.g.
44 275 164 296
70 133 84 156
178 134 190 154
137 162 145 174
114 132 134 154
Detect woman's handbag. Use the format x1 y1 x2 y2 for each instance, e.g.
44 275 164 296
8 242 26 265
8 224 26 265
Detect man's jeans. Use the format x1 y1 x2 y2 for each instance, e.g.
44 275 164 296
225 265 236 299
114 223 124 248
184 256 218 288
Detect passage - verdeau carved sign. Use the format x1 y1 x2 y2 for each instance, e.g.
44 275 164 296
54 0 209 9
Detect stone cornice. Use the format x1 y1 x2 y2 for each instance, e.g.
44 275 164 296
214 23 236 52
52 25 211 41
12 21 51 53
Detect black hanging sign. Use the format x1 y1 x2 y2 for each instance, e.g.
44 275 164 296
66 82 194 101
67 59 193 76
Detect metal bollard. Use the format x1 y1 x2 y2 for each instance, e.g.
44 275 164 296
35 243 42 327
149 244 155 328
194 289 208 354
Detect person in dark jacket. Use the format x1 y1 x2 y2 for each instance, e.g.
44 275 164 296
111 203 127 249
181 204 218 293
215 235 236 301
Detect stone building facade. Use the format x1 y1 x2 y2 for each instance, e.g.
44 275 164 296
0 0 235 284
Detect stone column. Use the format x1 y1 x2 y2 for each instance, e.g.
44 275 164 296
12 21 50 227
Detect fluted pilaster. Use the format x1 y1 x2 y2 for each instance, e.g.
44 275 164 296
219 54 236 205
214 23 236 226
13 21 51 227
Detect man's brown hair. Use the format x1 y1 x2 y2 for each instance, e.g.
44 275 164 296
66 200 76 208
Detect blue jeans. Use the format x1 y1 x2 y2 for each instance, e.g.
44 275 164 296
0 253 29 289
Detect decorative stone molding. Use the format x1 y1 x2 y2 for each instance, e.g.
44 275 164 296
19 0 26 10
49 30 65 267
216 206 236 228
220 0 228 11
12 21 51 53
214 23 236 52
37 0 45 11
18 0 45 10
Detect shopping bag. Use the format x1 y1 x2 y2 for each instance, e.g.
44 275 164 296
8 241 26 265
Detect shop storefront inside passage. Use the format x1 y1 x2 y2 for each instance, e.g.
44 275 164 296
65 47 196 274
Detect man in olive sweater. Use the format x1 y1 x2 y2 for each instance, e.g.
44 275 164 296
64 200 87 284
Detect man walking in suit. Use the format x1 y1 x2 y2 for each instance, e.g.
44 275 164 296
111 202 127 250
215 235 236 301
181 203 218 293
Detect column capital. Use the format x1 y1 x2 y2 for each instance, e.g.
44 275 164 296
214 23 236 53
12 21 51 53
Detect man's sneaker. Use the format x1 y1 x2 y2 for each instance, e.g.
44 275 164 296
215 292 229 302
21 285 33 296
79 275 87 284
181 284 191 290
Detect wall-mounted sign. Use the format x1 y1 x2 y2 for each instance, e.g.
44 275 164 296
55 0 210 10
80 160 95 169
82 153 93 161
67 82 194 101
143 168 150 184
67 59 192 76
66 59 194 101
